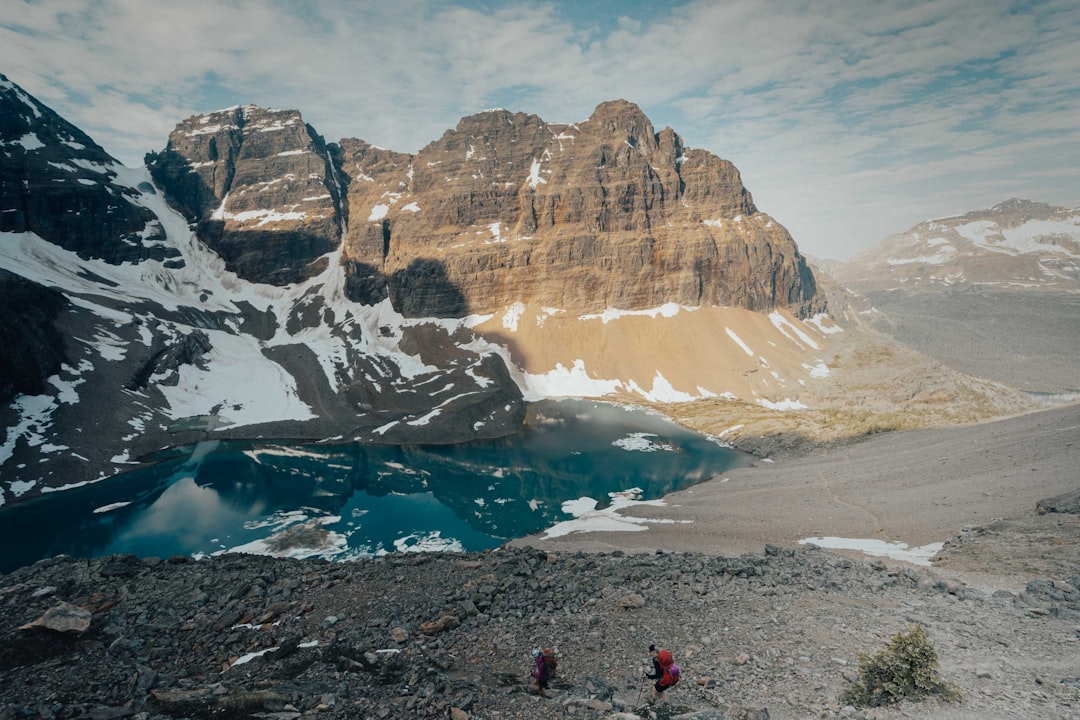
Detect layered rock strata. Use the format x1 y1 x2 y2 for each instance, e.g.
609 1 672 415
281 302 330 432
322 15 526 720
339 100 825 317
153 99 824 318
148 106 344 285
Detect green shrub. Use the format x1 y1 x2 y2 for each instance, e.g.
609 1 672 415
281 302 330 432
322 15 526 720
841 624 961 708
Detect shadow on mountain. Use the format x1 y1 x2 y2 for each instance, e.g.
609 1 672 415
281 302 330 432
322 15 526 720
195 219 335 286
388 258 468 317
343 257 469 318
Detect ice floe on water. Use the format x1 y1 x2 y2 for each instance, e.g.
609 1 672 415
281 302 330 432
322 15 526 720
222 513 348 560
613 432 675 453
93 501 132 514
541 488 690 538
393 531 465 553
798 536 944 566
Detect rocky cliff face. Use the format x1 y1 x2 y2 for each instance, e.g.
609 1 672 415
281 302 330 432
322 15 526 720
2 78 841 507
339 100 824 317
0 73 176 265
147 106 344 285
0 269 69 404
151 99 823 316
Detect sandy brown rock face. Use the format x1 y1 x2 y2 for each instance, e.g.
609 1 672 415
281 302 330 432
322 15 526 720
148 106 343 285
339 100 825 318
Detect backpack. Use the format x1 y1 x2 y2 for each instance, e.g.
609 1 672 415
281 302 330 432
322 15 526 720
657 649 678 687
541 649 558 680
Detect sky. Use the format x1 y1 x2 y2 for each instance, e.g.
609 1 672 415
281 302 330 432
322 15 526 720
2 0 1078 260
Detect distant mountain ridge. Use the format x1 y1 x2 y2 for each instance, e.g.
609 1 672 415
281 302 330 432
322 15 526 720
833 198 1080 291
829 198 1080 394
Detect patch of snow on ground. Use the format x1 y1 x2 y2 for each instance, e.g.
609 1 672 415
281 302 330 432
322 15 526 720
17 133 45 151
157 330 315 427
805 314 843 335
726 327 755 356
703 219 723 227
368 203 389 221
536 307 564 327
613 433 674 452
769 311 820 350
579 302 686 324
626 371 697 403
401 202 420 212
1000 218 1080 256
886 244 957 265
1 394 57 465
10 479 36 497
228 647 280 668
799 536 944 566
93 501 132 514
715 424 744 438
521 359 623 400
527 158 546 188
502 302 526 332
803 362 831 378
757 398 807 410
541 489 690 538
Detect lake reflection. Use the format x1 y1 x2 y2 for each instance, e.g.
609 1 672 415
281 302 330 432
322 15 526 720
0 400 752 572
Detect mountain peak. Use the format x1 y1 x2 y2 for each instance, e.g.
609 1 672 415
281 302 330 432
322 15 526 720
587 99 656 141
984 197 1057 216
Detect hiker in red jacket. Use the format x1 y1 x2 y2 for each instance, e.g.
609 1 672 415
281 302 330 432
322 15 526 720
643 644 679 702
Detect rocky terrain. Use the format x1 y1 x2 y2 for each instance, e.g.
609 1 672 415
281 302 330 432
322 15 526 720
831 199 1080 293
146 106 343 286
145 96 824 320
2 529 1077 720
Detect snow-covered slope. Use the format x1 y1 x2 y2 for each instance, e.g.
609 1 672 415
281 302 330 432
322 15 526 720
0 161 526 507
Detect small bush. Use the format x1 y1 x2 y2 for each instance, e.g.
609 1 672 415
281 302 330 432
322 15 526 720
841 624 961 708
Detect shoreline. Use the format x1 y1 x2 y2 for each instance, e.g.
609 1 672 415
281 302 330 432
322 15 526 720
514 400 1080 584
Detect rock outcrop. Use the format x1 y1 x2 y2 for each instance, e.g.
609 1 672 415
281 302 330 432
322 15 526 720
339 100 825 317
147 106 344 285
0 73 176 265
0 78 526 505
0 269 69 404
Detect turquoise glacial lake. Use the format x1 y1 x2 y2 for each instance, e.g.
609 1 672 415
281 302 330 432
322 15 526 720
0 400 753 572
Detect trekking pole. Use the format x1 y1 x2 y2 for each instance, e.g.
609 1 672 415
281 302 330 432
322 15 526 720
636 671 645 705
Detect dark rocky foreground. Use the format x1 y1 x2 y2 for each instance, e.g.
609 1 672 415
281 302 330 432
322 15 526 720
1 546 1078 720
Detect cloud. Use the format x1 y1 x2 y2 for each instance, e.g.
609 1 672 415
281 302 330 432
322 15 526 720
1 0 1077 259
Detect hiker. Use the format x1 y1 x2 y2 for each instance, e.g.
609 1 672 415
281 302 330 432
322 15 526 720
643 643 680 702
530 647 554 697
